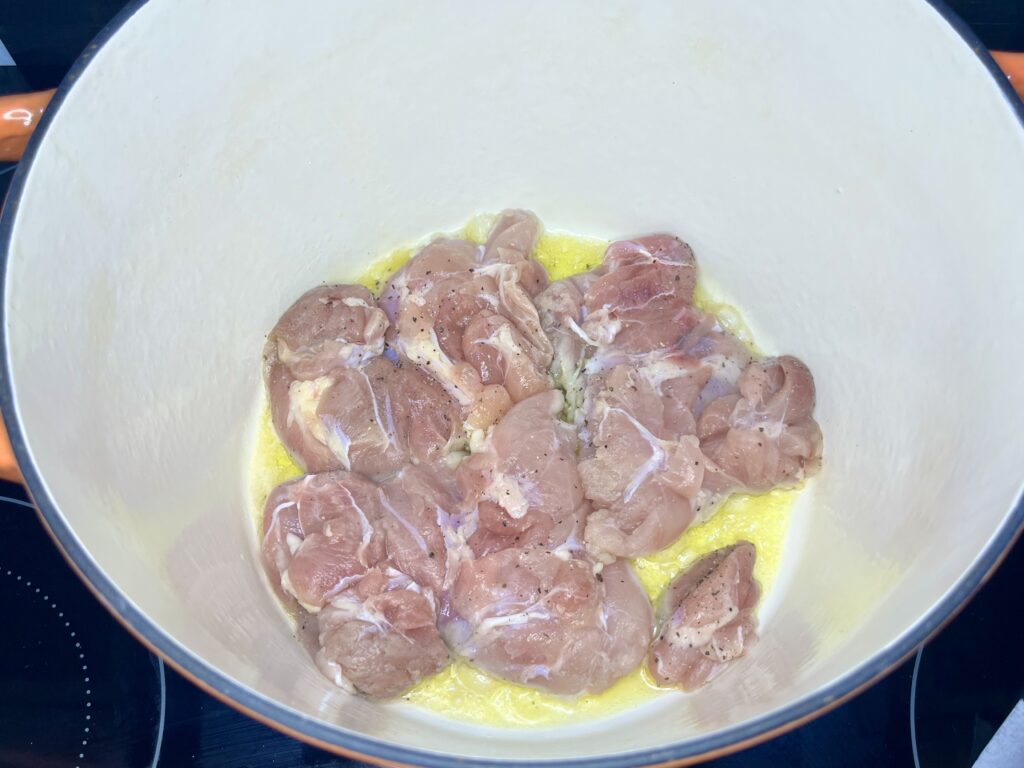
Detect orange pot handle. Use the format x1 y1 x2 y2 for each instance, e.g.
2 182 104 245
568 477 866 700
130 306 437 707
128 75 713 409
0 89 56 164
0 52 1023 484
0 90 56 481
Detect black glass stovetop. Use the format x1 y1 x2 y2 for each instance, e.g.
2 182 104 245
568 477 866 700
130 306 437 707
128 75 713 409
0 481 1021 768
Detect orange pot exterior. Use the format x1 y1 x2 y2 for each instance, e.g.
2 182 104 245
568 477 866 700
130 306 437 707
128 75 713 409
0 89 55 164
992 51 1024 100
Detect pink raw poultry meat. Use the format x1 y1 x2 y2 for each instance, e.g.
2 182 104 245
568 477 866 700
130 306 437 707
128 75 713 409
265 472 451 698
265 284 389 380
264 284 393 474
536 235 704 421
265 365 339 473
580 235 697 355
580 357 706 561
316 567 449 699
379 238 481 321
554 232 778 560
461 312 550 403
647 542 759 690
269 355 461 478
383 211 551 429
317 358 461 476
456 390 585 557
442 549 652 695
261 472 386 612
259 213 825 702
534 273 597 415
698 356 823 493
378 465 457 594
481 208 548 296
382 360 463 467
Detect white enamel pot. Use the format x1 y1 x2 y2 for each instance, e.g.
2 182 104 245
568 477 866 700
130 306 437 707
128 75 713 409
1 1 1023 766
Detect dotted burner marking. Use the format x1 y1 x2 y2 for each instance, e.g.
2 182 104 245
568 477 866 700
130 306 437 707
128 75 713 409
4 567 92 768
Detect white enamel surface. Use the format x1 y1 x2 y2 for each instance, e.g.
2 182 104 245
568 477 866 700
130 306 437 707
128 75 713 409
4 0 1024 762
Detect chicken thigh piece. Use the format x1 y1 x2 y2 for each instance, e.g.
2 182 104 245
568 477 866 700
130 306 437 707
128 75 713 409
697 356 823 493
580 358 706 561
378 464 458 594
382 211 552 429
443 550 652 695
261 471 386 613
456 390 585 557
316 566 450 699
264 284 395 474
266 284 389 379
264 472 450 699
579 234 697 356
647 542 759 690
269 355 462 479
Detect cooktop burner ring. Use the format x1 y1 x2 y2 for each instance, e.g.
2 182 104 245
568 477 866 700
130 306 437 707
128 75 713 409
0 493 166 768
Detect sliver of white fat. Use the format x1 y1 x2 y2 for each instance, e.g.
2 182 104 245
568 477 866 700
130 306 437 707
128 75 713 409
317 654 357 694
482 471 532 520
603 405 667 502
401 327 476 407
287 376 352 468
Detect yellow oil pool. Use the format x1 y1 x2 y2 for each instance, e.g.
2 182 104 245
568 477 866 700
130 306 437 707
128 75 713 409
248 216 802 728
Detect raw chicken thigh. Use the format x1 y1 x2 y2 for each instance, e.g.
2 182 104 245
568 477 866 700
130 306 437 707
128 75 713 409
534 273 595 415
442 550 652 695
382 210 552 429
266 284 389 379
379 464 456 594
316 566 449 699
268 330 461 477
579 358 707 561
258 211 823 703
264 282 461 477
264 284 391 474
647 542 759 690
320 358 462 475
481 208 549 296
698 356 823 493
580 235 697 355
538 232 822 561
263 471 452 698
578 324 759 560
261 471 386 612
462 312 550 403
456 390 585 557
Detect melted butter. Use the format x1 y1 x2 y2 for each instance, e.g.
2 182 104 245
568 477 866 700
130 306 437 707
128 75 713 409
356 246 415 295
249 398 303 520
248 216 804 727
404 656 663 727
693 280 760 354
532 232 608 281
632 487 798 601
